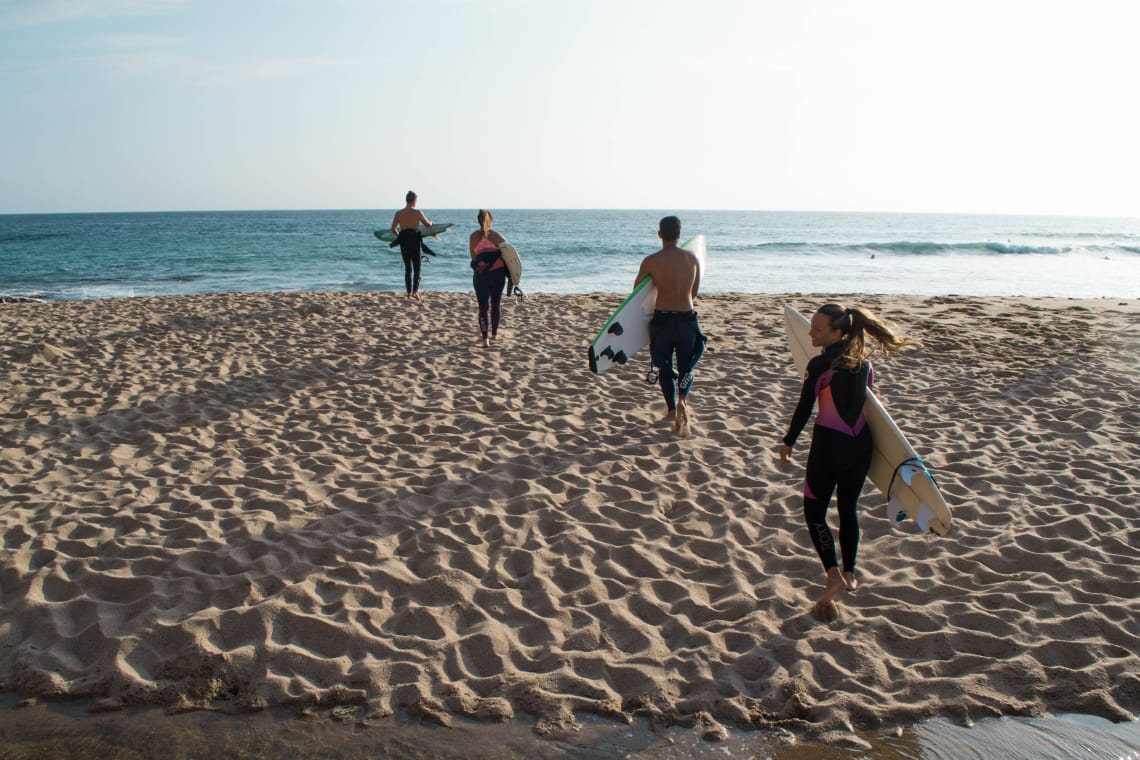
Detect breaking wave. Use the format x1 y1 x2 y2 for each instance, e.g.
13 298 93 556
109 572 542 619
740 241 1140 256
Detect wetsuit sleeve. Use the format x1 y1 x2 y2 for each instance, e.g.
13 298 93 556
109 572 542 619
783 357 823 446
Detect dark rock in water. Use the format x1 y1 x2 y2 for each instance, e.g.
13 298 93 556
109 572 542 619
1 295 45 303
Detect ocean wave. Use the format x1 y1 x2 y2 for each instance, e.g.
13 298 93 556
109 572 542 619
0 291 50 302
980 242 1072 255
743 241 1077 256
0 231 73 244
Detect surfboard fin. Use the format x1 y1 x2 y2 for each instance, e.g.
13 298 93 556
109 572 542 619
886 496 907 524
897 462 924 487
915 503 935 534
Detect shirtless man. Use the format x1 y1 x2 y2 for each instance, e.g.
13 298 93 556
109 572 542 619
390 191 433 299
633 216 706 434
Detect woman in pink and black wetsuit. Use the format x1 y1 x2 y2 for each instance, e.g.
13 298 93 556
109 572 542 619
779 303 918 618
469 209 508 348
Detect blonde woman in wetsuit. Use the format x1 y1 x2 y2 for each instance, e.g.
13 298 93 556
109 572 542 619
778 303 918 619
469 209 508 348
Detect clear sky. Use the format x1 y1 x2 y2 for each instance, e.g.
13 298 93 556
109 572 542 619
2 0 1138 216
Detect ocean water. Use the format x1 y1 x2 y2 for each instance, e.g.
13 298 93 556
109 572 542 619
2 209 1139 301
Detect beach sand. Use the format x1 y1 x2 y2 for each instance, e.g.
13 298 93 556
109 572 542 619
1 291 1138 749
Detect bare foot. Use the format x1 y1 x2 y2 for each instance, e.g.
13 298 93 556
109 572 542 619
411 292 420 300
673 397 689 436
813 600 841 622
665 409 677 422
816 567 847 608
843 571 859 592
481 337 490 348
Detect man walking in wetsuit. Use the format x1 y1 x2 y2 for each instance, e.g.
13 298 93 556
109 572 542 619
390 191 433 300
633 215 706 435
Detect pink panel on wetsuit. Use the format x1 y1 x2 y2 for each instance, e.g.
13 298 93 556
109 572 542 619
814 370 866 437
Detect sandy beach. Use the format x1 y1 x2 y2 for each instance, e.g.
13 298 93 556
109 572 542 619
1 290 1138 747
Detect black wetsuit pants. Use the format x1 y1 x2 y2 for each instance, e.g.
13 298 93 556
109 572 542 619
473 267 508 338
395 229 422 293
803 426 872 573
649 310 706 411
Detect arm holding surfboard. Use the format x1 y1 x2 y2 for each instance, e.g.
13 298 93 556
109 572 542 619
778 303 925 621
633 217 706 435
387 190 437 299
588 225 706 378
469 210 514 347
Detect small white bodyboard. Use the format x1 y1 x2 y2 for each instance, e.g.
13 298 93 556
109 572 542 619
500 242 522 287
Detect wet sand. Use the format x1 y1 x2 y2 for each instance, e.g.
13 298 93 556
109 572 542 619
1 693 1138 759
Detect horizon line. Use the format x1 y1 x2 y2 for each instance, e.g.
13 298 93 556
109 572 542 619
4 207 1139 222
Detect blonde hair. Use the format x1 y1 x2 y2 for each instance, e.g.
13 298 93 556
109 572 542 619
816 303 920 369
477 209 493 237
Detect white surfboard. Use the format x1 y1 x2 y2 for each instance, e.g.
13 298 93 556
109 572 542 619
588 234 706 374
783 304 952 536
500 242 522 287
374 223 453 244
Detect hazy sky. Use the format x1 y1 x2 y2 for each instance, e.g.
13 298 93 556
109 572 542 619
2 0 1137 215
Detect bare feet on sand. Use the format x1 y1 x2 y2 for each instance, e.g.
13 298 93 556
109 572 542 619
673 398 690 436
814 567 847 614
843 571 859 592
814 600 841 622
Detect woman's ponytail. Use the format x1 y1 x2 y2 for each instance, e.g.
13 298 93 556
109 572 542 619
817 303 919 369
477 209 493 237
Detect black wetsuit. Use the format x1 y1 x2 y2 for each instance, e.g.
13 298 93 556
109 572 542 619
783 342 874 574
390 229 435 294
471 250 507 338
649 310 707 411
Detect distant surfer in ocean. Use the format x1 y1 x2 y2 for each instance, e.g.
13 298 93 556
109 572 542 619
389 191 434 300
778 304 917 620
634 216 706 435
469 209 508 348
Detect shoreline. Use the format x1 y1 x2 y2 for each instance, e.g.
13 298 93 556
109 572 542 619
2 291 1138 748
2 692 1138 758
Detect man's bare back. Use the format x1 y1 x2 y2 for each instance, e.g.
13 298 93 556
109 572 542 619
391 206 430 235
634 244 700 311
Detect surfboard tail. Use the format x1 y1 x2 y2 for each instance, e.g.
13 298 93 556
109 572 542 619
886 496 953 537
